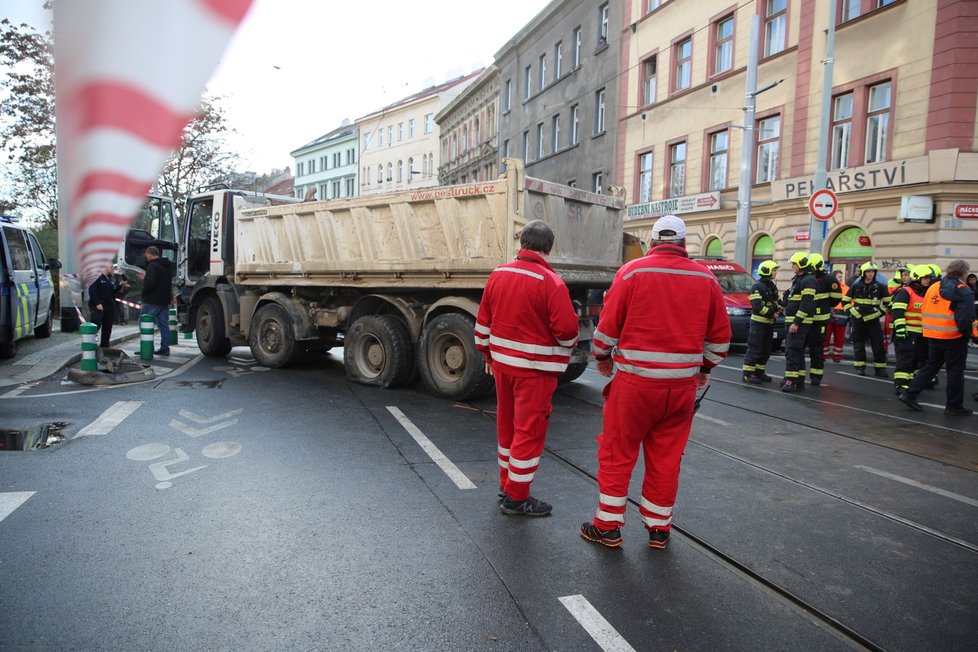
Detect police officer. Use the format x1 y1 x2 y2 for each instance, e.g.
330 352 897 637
807 254 840 386
742 260 780 384
890 264 931 395
782 252 817 393
845 261 890 376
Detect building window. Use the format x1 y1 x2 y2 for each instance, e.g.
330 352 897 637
641 55 657 106
573 26 582 67
841 0 860 21
345 178 354 196
450 133 458 159
524 65 532 100
297 162 304 176
669 141 686 197
347 148 355 165
830 92 853 170
504 79 512 111
333 152 341 168
539 54 547 91
536 123 544 159
396 123 403 141
598 3 609 44
571 104 580 144
756 115 781 182
409 118 416 138
865 81 891 164
764 0 787 57
397 160 403 183
388 126 393 144
502 139 510 157
675 38 692 91
594 88 606 133
593 172 604 194
463 125 469 152
364 133 371 150
425 114 434 133
377 165 383 183
708 130 728 190
378 129 384 147
522 130 529 161
714 15 734 75
647 0 666 11
554 42 563 80
552 115 561 153
332 180 340 197
638 151 653 203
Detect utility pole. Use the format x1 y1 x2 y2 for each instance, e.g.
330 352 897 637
733 15 760 270
809 1 837 256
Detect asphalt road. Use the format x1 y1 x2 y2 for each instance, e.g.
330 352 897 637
1 344 977 651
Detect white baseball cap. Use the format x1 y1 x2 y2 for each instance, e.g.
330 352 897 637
652 214 686 241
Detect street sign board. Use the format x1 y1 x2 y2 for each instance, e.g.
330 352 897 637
953 203 978 219
794 228 810 241
626 191 721 220
809 188 838 221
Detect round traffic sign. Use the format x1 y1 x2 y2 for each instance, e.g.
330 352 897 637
809 188 838 222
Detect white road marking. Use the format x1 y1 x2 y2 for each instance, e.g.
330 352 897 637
386 406 476 490
74 401 142 438
856 465 978 508
1 382 39 398
695 413 730 427
178 408 243 424
710 377 977 437
0 492 35 524
558 594 636 652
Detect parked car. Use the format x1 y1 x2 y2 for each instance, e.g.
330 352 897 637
1 216 61 359
698 258 785 349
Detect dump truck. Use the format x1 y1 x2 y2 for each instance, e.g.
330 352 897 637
171 159 626 400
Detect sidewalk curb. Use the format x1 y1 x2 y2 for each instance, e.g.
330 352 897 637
62 332 142 368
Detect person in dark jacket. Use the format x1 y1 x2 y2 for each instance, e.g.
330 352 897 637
781 252 817 393
88 263 127 348
742 259 780 384
139 246 174 355
845 261 890 377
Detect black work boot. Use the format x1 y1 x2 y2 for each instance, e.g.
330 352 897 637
856 366 866 376
875 367 888 378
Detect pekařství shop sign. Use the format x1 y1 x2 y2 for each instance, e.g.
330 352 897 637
772 157 929 202
626 191 721 221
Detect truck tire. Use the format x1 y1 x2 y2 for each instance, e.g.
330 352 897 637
344 314 413 388
197 296 232 357
558 361 588 385
419 312 493 401
250 302 298 368
34 310 53 338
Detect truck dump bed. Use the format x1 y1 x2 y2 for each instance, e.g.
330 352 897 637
233 160 624 289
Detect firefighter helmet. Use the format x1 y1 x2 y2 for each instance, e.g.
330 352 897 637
860 261 879 274
927 263 943 278
910 264 934 282
788 251 811 268
808 253 825 271
757 260 779 277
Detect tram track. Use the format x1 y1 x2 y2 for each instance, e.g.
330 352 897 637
538 380 978 651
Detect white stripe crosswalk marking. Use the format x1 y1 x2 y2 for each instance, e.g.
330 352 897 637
74 401 142 438
386 406 476 490
856 466 978 508
559 595 636 652
0 492 35 524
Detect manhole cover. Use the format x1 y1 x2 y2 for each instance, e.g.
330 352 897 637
0 422 68 451
155 380 224 389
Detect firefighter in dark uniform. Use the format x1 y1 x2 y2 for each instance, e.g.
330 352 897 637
782 252 817 393
742 260 781 384
845 261 891 376
891 264 933 394
806 254 840 386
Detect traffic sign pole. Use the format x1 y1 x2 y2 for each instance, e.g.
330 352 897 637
809 0 837 257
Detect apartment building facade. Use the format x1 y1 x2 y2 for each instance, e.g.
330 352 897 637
436 66 501 186
290 121 359 201
357 72 481 197
619 0 978 278
495 0 622 192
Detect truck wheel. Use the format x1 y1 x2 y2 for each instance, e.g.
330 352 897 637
197 296 232 357
558 361 588 385
250 303 297 368
344 315 413 388
419 313 493 401
34 311 53 338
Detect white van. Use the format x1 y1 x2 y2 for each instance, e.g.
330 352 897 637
0 216 61 359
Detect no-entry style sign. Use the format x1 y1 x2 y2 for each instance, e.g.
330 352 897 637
809 188 838 222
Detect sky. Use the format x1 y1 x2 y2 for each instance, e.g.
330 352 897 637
4 0 551 173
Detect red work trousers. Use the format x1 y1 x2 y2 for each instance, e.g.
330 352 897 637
592 373 696 533
494 371 559 502
823 321 846 361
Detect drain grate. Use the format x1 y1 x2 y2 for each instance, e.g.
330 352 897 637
155 380 224 389
0 422 68 451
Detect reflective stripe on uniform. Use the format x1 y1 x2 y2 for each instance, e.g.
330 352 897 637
489 334 573 357
615 362 700 379
494 267 544 281
489 350 567 372
622 266 719 283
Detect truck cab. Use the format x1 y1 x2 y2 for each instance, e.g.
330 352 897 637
0 216 61 359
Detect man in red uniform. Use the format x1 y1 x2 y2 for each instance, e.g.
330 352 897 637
475 219 579 517
580 215 731 549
